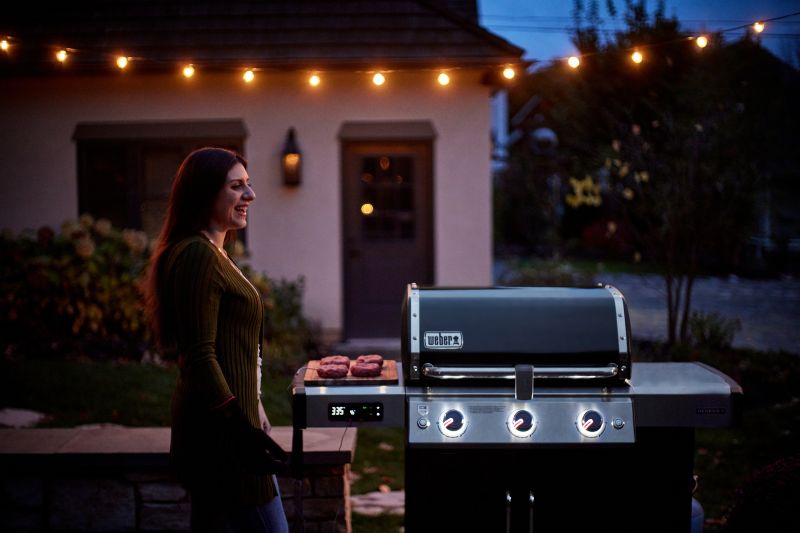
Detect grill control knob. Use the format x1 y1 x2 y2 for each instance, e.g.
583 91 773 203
417 417 430 430
438 409 467 437
577 409 605 438
508 409 536 438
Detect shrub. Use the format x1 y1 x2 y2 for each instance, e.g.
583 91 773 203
497 257 597 287
688 311 742 352
1 216 319 366
1 215 151 359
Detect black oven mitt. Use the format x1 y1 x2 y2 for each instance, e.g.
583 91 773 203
214 399 291 475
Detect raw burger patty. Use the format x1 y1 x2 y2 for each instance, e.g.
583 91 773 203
350 362 382 377
320 355 350 366
316 364 349 379
356 354 384 367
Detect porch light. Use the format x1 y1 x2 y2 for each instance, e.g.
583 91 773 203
753 21 765 33
695 36 708 48
372 72 386 86
182 64 195 78
437 72 450 86
243 69 255 83
116 56 129 69
309 74 321 87
282 127 302 186
1 40 9 52
56 49 68 62
567 56 580 68
631 51 643 64
502 67 515 80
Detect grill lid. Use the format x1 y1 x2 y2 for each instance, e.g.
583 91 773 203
401 285 632 383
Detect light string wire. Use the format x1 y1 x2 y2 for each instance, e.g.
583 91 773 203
1 10 797 77
520 10 800 68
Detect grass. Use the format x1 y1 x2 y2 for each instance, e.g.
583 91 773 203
0 357 177 427
3 347 798 530
350 427 405 493
695 399 800 529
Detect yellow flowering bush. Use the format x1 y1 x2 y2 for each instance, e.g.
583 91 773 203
1 216 318 363
1 216 151 359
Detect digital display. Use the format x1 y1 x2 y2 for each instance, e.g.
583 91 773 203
328 402 384 422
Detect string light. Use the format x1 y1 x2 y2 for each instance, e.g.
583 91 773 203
3 9 797 84
243 69 254 83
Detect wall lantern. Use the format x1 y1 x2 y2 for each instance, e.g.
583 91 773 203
282 127 302 186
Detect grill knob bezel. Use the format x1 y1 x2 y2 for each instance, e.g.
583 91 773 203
507 409 537 438
437 408 467 437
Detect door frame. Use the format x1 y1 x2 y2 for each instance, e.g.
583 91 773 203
338 121 436 339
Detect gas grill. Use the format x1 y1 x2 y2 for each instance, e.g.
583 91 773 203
291 284 742 532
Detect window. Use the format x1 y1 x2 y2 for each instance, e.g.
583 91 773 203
74 120 246 239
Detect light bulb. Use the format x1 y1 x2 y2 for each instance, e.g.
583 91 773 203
567 56 580 69
753 21 765 33
56 49 68 62
631 51 643 64
695 36 708 48
243 69 255 83
116 56 129 69
1 40 9 52
372 72 385 86
437 72 450 86
183 64 195 78
309 74 321 87
502 67 515 80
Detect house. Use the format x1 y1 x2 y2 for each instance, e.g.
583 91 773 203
0 0 524 342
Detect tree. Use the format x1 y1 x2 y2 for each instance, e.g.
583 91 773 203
501 0 800 346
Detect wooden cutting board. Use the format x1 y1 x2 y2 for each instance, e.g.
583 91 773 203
303 359 399 386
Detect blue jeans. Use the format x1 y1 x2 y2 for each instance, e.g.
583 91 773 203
191 476 289 533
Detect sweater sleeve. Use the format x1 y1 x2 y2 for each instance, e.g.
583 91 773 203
170 240 234 409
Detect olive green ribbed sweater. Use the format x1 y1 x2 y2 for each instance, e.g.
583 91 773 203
165 236 275 508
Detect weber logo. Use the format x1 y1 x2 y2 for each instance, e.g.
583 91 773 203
424 331 463 350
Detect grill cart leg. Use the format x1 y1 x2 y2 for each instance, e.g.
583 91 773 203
291 425 304 533
529 490 534 533
506 490 512 533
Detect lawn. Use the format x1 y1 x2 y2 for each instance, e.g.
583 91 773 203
2 346 798 531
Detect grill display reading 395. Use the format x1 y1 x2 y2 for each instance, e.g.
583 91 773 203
328 402 384 422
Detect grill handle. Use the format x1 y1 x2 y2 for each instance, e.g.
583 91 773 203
421 363 619 380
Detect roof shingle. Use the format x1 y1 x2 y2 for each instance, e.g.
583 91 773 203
0 0 524 74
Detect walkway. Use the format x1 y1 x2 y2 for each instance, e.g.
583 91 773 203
597 273 800 353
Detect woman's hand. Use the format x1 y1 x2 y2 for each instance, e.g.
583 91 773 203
258 400 272 434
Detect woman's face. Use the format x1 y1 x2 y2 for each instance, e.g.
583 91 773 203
209 162 255 232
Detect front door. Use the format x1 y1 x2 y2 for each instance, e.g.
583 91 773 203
342 141 433 338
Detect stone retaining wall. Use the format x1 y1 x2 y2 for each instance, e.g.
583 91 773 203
0 426 355 532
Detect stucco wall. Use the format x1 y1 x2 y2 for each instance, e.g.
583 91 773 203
0 70 493 337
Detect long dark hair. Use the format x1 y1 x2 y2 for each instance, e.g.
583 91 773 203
144 147 247 348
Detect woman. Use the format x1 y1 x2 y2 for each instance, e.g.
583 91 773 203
145 147 289 532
